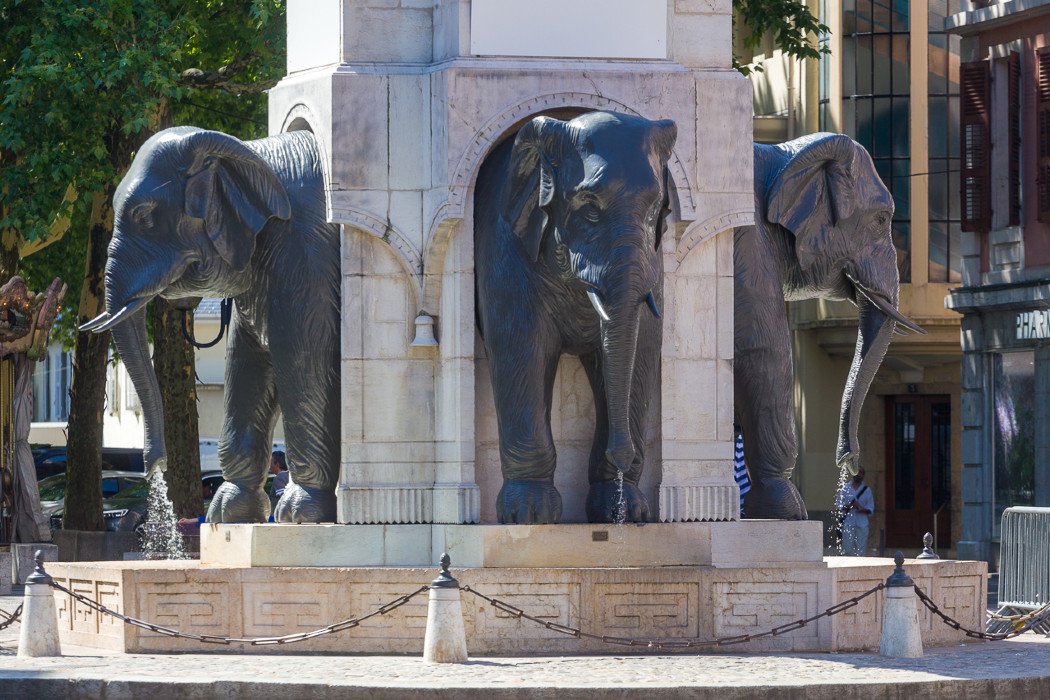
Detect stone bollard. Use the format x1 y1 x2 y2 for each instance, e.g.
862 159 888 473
879 551 922 658
18 550 62 657
422 552 468 663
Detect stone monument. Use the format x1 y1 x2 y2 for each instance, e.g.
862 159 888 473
269 0 749 527
43 0 987 656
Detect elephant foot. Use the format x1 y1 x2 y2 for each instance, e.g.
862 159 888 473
274 483 337 523
206 481 270 523
497 480 562 524
743 477 808 520
586 480 651 523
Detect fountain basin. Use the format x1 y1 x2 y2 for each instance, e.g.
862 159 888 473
44 555 985 655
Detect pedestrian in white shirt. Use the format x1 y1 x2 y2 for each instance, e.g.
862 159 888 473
836 467 873 556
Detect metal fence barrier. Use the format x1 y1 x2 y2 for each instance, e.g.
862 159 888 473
998 507 1050 616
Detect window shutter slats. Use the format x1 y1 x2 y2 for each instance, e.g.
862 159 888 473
960 60 991 233
1038 49 1050 223
1009 52 1022 226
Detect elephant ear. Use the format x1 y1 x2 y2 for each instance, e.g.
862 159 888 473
181 130 291 272
766 133 858 272
500 116 572 262
655 168 672 249
649 120 678 250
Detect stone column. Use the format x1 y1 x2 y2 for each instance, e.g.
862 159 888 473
957 315 991 562
1035 345 1050 507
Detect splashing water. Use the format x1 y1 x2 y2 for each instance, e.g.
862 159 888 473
613 471 627 525
830 466 851 554
139 470 186 560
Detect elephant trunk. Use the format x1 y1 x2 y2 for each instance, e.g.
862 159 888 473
109 303 168 475
836 294 896 475
600 292 644 473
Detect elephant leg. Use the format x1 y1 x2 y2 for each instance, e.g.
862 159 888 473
206 320 280 523
581 350 651 523
488 331 563 524
270 338 340 524
734 278 808 520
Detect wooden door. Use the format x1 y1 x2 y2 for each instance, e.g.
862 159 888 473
885 396 952 549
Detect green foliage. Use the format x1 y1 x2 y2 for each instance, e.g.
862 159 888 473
733 0 830 75
2 0 285 331
0 0 285 249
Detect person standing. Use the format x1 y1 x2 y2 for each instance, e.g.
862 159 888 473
836 467 873 556
269 450 290 511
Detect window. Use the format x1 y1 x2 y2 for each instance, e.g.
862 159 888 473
842 0 911 282
992 352 1035 526
31 346 72 423
928 1 962 282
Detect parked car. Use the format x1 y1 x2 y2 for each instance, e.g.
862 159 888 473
33 446 147 481
107 470 229 532
48 471 224 531
38 470 148 520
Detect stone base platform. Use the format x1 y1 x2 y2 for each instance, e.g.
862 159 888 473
45 555 986 655
201 521 823 568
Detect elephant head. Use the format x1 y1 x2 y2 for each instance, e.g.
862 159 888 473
764 133 925 475
500 112 676 472
80 127 291 473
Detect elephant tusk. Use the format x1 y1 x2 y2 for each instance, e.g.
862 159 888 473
645 291 661 319
78 312 112 332
87 298 151 333
587 288 611 322
845 272 927 335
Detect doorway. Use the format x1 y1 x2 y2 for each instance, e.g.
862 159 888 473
885 395 952 549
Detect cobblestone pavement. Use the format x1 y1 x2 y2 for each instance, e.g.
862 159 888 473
2 592 1049 699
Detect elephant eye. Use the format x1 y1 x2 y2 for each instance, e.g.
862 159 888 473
580 203 601 223
131 202 156 229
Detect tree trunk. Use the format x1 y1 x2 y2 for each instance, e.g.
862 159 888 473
152 297 201 518
62 189 113 532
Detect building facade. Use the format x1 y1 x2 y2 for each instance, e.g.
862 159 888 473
945 0 1050 564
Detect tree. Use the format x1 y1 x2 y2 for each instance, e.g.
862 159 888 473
2 0 284 529
733 0 830 75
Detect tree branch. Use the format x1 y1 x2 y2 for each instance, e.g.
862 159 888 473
178 54 278 94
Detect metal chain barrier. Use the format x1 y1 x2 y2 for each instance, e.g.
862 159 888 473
46 579 429 646
0 604 22 632
986 603 1050 623
458 582 885 649
914 585 1050 641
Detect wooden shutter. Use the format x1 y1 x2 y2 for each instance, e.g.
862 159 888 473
960 60 991 233
1038 48 1050 223
1009 52 1022 226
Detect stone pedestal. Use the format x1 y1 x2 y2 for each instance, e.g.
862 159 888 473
200 521 823 568
271 0 751 527
0 549 12 595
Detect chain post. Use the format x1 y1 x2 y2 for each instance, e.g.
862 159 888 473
18 551 61 658
423 553 468 663
880 551 923 658
916 533 939 560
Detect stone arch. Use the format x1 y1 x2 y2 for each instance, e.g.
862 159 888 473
673 209 754 272
424 91 697 313
341 209 424 313
279 103 424 309
443 92 696 221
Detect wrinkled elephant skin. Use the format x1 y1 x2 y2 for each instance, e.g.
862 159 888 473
84 127 341 524
475 111 676 524
735 133 924 520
